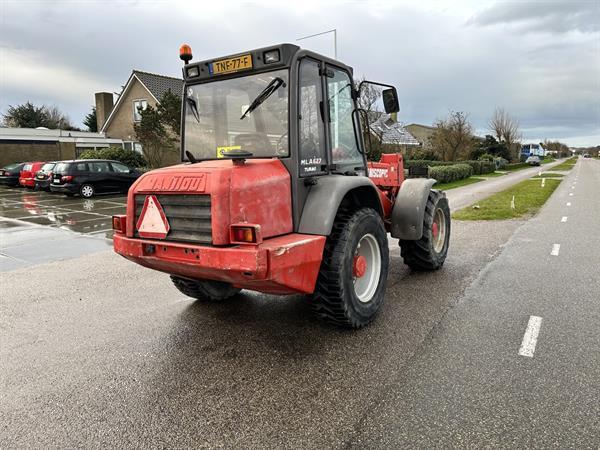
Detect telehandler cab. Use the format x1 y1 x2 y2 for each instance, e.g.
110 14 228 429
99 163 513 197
112 43 450 328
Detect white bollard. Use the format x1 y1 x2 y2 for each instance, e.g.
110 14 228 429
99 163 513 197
541 178 545 187
511 195 515 209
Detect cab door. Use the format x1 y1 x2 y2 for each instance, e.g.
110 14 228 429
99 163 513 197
297 58 328 177
325 66 365 174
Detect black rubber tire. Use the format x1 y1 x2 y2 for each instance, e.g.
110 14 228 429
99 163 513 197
80 184 95 198
311 208 389 329
400 190 450 271
170 276 241 302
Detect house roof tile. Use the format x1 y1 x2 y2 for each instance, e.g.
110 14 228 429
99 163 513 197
133 70 184 100
370 114 420 146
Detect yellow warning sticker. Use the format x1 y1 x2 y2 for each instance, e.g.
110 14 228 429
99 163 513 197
217 145 241 158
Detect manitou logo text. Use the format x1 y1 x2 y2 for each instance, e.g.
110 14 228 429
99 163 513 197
143 174 207 192
369 168 389 178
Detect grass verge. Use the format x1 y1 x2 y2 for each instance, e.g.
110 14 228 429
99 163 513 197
480 171 506 177
434 177 483 191
453 178 561 220
552 157 578 171
532 172 564 178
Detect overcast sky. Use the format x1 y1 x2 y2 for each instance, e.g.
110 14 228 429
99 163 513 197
1 0 598 146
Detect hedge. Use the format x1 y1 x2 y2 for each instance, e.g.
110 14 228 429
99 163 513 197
429 163 473 184
405 159 495 175
79 147 147 168
466 160 496 175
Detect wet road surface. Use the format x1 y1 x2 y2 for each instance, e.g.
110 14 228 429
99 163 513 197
0 186 122 270
1 212 521 447
2 159 598 447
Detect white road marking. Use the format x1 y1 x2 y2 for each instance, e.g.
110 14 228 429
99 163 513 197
551 244 561 256
571 186 575 189
519 316 543 357
561 216 568 222
569 193 574 196
567 202 572 206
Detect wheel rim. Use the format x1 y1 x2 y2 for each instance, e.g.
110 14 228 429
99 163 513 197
353 233 382 303
81 185 93 197
432 208 446 253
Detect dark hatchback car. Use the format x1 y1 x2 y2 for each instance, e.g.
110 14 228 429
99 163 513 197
50 159 141 198
34 162 57 191
0 162 27 187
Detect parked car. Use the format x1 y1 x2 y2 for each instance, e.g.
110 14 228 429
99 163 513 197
49 159 142 198
0 162 27 187
526 156 541 166
583 153 591 159
19 161 45 188
34 162 57 191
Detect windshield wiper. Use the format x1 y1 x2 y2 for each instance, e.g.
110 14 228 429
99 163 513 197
186 96 200 123
240 77 285 120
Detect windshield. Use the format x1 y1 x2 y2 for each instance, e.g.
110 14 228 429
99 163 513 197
41 163 55 172
54 163 70 173
3 163 21 170
184 69 289 160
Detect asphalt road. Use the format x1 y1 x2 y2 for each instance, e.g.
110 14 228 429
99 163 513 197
1 158 597 447
350 157 600 447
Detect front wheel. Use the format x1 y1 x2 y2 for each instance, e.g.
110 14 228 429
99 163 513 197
170 276 240 302
312 208 389 328
400 190 450 271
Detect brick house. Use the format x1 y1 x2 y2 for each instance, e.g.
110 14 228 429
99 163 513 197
96 70 183 163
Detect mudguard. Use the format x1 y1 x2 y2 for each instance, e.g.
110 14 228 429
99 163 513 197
391 178 437 240
298 175 383 236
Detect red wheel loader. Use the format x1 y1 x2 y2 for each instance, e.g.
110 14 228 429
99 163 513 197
112 43 450 328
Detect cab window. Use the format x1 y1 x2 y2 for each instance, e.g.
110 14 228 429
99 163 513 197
327 67 362 170
298 59 327 176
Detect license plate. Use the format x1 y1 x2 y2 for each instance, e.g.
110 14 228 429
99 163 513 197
37 175 44 179
53 179 60 184
210 54 253 75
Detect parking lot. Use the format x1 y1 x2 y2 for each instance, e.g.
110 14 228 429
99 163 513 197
0 186 123 271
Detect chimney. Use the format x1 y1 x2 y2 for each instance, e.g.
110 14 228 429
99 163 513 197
95 92 114 131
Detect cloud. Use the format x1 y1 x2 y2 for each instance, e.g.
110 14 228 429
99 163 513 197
0 0 598 145
468 0 600 33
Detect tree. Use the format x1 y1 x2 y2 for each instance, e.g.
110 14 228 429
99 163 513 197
488 107 521 161
470 135 510 160
429 111 473 161
83 107 98 132
543 140 571 158
134 90 181 168
2 102 49 128
1 101 78 130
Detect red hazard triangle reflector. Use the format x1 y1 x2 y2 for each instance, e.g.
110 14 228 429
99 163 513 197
136 195 170 239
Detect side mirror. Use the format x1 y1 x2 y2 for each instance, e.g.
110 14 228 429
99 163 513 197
382 88 400 113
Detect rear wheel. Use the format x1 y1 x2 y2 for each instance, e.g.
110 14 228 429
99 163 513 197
312 208 389 328
170 276 240 302
400 190 450 271
80 184 95 198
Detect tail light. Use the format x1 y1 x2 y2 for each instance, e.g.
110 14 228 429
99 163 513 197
112 215 127 233
230 224 262 245
61 175 74 182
